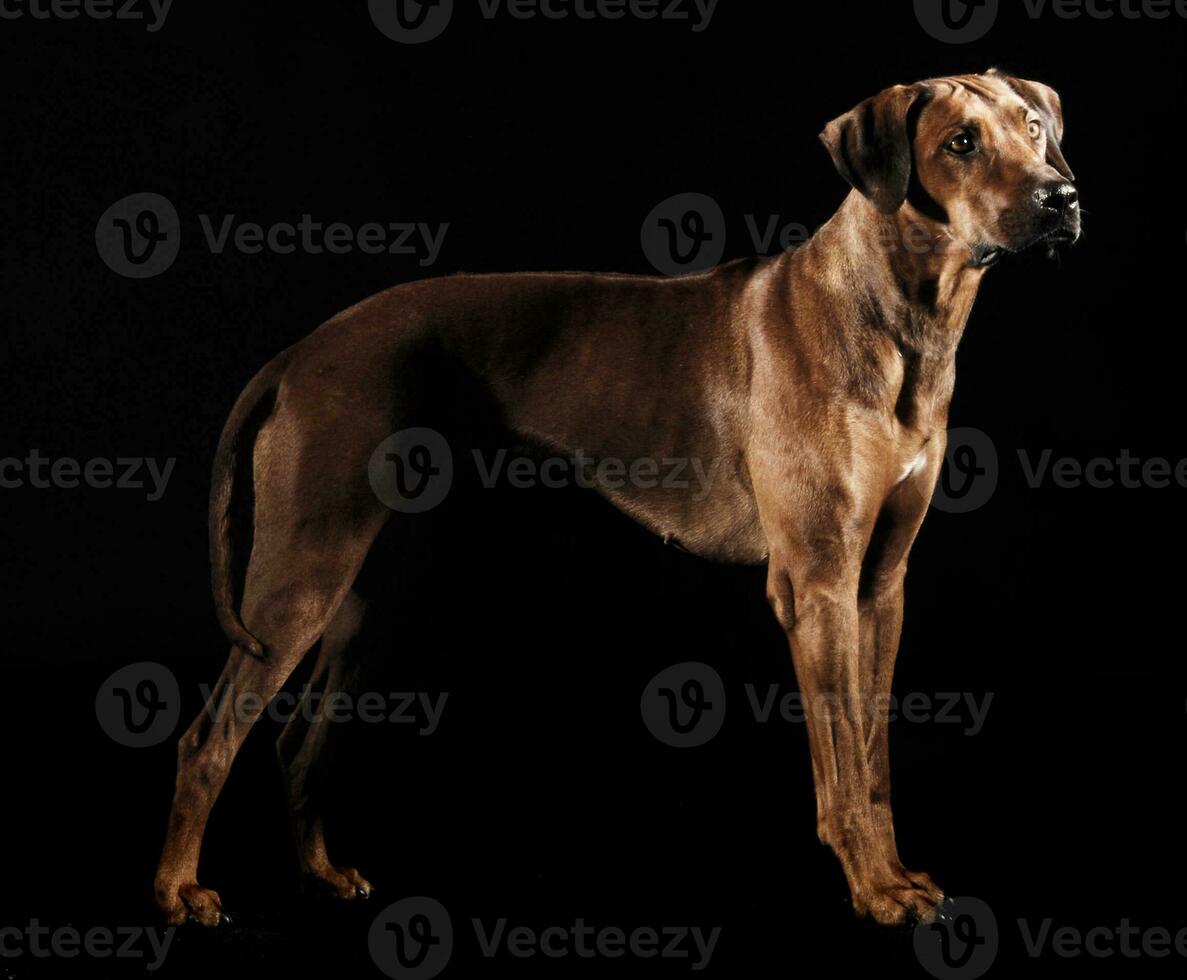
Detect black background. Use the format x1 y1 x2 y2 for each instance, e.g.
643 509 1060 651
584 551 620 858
2 1 1185 977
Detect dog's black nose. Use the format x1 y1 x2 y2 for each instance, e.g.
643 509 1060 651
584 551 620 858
1035 181 1078 215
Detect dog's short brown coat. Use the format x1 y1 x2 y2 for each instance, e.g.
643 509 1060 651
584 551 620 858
156 69 1079 927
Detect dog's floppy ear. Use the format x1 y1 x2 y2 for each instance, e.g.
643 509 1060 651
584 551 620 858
819 84 928 214
987 68 1075 181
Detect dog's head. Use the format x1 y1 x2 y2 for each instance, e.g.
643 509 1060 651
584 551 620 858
820 69 1079 267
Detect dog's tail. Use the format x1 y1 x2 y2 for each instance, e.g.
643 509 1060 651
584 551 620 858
209 356 286 659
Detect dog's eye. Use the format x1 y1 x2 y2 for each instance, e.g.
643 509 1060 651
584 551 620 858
946 132 976 155
1027 119 1043 141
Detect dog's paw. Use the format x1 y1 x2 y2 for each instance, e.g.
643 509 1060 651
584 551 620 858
303 866 373 901
898 867 944 906
157 882 230 927
852 874 944 926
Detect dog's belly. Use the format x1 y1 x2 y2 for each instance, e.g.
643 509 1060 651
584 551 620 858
434 270 766 562
497 392 765 563
573 446 767 564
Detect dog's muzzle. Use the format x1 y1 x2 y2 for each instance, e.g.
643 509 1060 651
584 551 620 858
976 179 1082 267
1033 180 1081 244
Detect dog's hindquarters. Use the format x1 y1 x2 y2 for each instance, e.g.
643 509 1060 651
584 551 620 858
155 315 412 924
156 265 760 924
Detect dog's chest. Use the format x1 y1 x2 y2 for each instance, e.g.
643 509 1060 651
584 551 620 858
895 447 930 485
885 341 956 431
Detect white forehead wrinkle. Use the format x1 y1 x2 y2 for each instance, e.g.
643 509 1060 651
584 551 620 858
921 79 968 124
956 77 1002 103
930 76 1030 123
927 77 1000 116
931 79 963 100
975 76 1035 115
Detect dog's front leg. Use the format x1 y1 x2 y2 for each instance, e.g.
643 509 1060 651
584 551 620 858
766 537 939 926
860 574 944 903
859 449 947 906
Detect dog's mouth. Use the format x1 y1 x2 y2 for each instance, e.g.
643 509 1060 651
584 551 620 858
970 244 1005 268
971 225 1080 269
1036 227 1078 260
1040 226 1079 247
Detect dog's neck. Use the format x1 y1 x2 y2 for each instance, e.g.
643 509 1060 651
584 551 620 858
797 192 986 423
829 192 985 349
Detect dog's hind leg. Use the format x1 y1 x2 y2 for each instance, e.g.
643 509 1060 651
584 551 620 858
276 588 372 901
153 524 383 925
153 410 389 926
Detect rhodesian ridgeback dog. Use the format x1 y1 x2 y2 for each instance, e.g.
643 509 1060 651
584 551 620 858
155 68 1079 927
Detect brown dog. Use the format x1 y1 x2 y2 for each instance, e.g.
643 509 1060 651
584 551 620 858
155 69 1079 927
